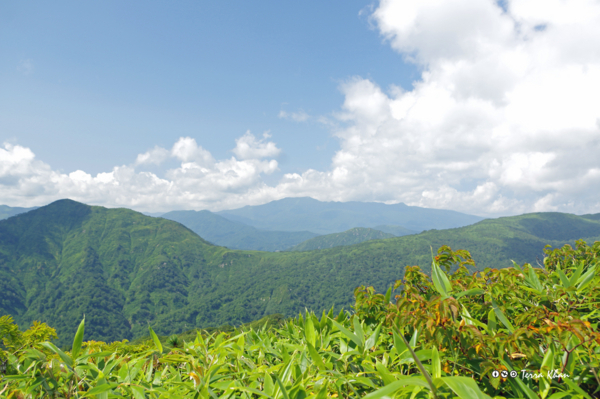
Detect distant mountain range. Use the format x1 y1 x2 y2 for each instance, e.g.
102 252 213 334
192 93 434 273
2 199 600 346
0 205 37 220
161 210 318 251
216 197 484 234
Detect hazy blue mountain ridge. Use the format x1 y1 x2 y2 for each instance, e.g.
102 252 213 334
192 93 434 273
0 205 38 220
161 210 319 251
216 197 484 234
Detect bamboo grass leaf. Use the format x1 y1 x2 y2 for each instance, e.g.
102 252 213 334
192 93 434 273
71 317 85 360
569 260 585 287
148 325 163 354
440 377 491 399
556 269 571 288
454 288 484 299
431 347 441 379
491 300 514 334
353 317 365 346
330 318 362 348
576 265 596 291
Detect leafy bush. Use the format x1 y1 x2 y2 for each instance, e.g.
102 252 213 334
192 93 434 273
1 242 598 398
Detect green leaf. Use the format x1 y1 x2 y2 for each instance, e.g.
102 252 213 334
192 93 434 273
71 317 85 360
527 267 544 292
82 383 118 397
306 342 326 371
556 269 571 288
486 309 497 332
130 386 146 399
362 377 430 399
375 361 396 385
392 329 408 356
39 341 73 368
431 347 441 379
384 286 392 303
569 260 585 287
492 300 515 334
330 318 362 348
409 328 419 348
304 314 316 347
576 264 596 291
263 373 275 396
274 374 291 399
440 377 491 399
353 317 365 346
364 323 381 351
431 250 451 297
148 325 163 354
454 288 484 299
499 359 538 399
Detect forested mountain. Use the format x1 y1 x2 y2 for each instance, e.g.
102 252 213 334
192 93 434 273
0 205 37 220
372 224 417 236
161 210 318 251
2 199 600 346
286 227 395 251
216 197 483 234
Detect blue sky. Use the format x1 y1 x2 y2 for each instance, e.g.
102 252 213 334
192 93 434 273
1 0 600 216
1 1 418 176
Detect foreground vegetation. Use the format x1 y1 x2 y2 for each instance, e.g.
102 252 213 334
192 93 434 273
2 241 598 398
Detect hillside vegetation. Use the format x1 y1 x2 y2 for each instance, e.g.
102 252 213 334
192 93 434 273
286 227 395 251
2 242 598 398
161 210 318 251
2 200 600 347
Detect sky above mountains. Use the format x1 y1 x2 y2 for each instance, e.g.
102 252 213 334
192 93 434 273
1 0 600 216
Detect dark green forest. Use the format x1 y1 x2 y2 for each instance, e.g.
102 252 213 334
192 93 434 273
2 199 600 347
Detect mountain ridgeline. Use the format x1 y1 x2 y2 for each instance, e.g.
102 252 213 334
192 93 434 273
2 199 600 346
160 210 318 251
215 197 484 234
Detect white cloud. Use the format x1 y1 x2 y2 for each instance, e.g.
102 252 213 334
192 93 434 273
135 146 170 165
0 133 281 211
232 131 281 160
278 109 310 122
274 0 600 216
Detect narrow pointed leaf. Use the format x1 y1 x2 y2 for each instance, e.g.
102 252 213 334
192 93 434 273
148 325 163 354
441 377 491 399
431 347 441 379
71 317 85 360
454 289 484 299
330 318 362 347
556 269 571 288
492 300 514 334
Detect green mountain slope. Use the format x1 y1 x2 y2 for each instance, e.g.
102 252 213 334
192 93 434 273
161 210 319 251
2 200 600 347
373 224 417 236
287 227 395 251
216 197 484 234
0 205 37 220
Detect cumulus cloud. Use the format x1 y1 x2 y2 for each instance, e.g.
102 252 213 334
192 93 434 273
269 0 600 215
232 131 281 160
0 133 280 211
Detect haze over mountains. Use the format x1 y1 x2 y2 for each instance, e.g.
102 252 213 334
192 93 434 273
2 199 600 346
215 197 484 235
